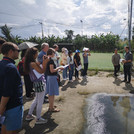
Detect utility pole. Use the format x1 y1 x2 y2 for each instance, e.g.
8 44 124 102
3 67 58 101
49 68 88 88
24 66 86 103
80 20 83 48
39 22 44 39
128 0 133 51
80 20 83 36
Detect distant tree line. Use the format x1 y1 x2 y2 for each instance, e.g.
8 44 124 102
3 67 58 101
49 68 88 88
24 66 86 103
0 24 132 52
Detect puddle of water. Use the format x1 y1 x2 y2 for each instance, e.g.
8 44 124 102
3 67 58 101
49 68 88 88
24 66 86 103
82 93 134 134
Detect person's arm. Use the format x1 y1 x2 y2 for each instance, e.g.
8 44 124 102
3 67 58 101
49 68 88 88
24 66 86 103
88 52 91 56
0 97 9 115
50 64 64 73
31 56 49 73
112 55 115 65
74 59 78 67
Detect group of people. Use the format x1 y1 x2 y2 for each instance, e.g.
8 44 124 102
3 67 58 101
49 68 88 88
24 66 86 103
0 36 133 134
0 38 91 134
112 46 133 83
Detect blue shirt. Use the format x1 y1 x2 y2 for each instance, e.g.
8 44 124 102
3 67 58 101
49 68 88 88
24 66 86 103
37 50 46 64
0 57 23 110
83 53 88 64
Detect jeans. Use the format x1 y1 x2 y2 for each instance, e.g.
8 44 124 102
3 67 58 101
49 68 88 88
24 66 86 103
114 64 120 76
69 64 74 80
124 65 131 82
83 63 88 76
62 67 68 79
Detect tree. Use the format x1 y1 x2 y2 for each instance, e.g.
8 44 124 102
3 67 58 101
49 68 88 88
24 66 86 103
64 30 74 42
0 24 22 44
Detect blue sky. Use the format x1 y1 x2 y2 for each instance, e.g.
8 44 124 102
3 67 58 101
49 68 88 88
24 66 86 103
0 0 133 39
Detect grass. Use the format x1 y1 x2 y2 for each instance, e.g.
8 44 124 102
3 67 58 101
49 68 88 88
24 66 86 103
0 52 124 71
79 53 124 71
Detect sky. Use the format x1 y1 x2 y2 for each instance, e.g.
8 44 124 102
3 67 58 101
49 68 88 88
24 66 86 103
0 0 133 39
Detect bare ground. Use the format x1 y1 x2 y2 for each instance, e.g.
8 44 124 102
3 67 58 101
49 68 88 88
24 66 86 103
19 71 134 134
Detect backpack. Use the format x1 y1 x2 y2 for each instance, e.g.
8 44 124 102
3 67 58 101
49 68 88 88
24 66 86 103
17 59 25 76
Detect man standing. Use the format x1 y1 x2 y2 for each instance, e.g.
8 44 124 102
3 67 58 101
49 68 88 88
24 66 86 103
37 43 49 103
0 42 23 134
122 46 133 83
112 48 121 77
52 44 60 67
82 49 91 76
38 43 49 64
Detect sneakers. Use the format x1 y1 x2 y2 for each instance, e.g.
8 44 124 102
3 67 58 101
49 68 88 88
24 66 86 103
35 117 48 124
69 80 73 83
25 114 35 121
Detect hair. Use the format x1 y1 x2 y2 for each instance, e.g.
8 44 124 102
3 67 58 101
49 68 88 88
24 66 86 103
125 46 129 50
41 43 49 50
1 42 16 55
21 49 27 59
53 44 58 49
61 47 66 53
0 37 6 45
47 48 55 56
74 52 80 60
68 50 72 57
24 47 38 73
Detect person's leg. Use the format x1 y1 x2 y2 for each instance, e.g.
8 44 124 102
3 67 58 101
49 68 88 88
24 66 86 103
62 68 66 79
85 63 88 75
124 65 127 81
48 96 55 110
127 65 131 83
36 90 45 119
117 64 120 73
24 75 33 97
83 63 86 76
28 93 38 115
69 67 71 80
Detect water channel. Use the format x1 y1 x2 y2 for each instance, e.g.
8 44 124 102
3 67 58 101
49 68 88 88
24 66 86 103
82 93 134 134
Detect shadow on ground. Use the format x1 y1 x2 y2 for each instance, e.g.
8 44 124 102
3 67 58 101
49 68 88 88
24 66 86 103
19 110 58 134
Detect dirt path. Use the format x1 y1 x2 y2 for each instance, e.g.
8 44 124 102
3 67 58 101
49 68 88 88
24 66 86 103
19 72 134 134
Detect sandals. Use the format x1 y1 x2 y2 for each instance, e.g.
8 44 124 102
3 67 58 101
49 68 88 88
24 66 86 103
48 107 60 112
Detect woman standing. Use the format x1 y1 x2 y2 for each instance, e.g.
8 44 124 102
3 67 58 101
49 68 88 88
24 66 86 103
67 50 74 82
46 48 64 112
60 47 68 80
24 47 49 124
74 50 81 80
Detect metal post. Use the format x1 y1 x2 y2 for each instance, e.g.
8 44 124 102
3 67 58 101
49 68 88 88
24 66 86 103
39 22 44 39
80 20 83 36
128 0 133 51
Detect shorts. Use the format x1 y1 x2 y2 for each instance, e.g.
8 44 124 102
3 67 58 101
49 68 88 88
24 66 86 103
3 105 23 131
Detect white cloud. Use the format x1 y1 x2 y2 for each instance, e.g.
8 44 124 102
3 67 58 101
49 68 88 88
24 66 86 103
20 0 36 5
0 0 132 39
102 24 111 30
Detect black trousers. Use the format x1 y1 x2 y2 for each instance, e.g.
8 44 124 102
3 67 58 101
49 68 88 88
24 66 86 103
24 74 33 97
124 65 131 82
75 68 79 78
83 63 88 76
114 65 120 76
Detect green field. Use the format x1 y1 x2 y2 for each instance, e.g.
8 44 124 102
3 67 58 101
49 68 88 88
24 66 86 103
80 53 123 71
0 53 124 71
